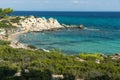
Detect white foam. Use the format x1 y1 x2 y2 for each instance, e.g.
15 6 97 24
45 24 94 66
84 27 100 31
42 48 50 52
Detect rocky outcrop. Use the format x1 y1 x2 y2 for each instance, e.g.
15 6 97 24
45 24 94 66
111 54 120 60
0 29 7 40
79 25 85 29
10 41 28 49
0 29 6 35
19 16 64 32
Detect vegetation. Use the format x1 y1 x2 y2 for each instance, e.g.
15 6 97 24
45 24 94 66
79 53 104 60
0 8 13 18
0 40 10 45
0 21 16 28
10 17 21 23
0 8 18 28
0 40 120 80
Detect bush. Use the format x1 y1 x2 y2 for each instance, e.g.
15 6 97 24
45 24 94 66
0 65 18 80
1 20 9 23
0 40 10 45
0 21 16 28
79 53 104 60
21 68 52 80
0 22 9 28
10 17 21 23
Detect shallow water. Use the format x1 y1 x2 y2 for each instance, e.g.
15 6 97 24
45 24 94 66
18 28 120 54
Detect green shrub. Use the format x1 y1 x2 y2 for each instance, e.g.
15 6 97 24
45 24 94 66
1 20 9 23
0 22 9 28
79 53 104 60
0 40 10 45
0 21 16 28
10 17 21 23
0 65 18 80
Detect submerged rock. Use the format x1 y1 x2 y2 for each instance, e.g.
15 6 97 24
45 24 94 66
79 25 85 29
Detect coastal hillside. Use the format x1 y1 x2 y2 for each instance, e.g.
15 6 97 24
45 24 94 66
0 40 120 80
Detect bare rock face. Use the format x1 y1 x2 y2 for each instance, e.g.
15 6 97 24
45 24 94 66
19 16 64 32
0 29 6 35
10 41 28 49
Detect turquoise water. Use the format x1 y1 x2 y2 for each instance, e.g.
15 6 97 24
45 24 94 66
15 12 120 54
18 27 120 54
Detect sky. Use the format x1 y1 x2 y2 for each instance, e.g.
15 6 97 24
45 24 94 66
0 0 120 11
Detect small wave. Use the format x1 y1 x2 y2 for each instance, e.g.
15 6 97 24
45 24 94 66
84 27 100 31
40 48 50 52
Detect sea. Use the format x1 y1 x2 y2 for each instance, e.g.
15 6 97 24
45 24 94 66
12 11 120 55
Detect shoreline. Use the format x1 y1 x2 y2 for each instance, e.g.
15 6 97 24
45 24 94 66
6 16 84 50
8 30 29 49
8 31 27 42
1 16 119 55
8 29 119 55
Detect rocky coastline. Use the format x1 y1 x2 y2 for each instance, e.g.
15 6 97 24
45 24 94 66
19 16 84 32
0 15 120 60
0 16 85 49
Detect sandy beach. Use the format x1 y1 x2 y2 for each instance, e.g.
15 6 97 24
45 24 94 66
8 30 28 49
8 31 25 41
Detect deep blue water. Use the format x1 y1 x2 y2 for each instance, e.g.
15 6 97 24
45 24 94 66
12 11 120 54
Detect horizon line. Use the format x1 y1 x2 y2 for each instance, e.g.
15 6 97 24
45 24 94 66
14 10 120 12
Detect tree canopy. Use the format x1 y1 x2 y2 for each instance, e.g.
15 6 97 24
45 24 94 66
0 8 13 18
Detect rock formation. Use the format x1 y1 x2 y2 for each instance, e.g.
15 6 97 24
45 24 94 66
19 16 64 32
